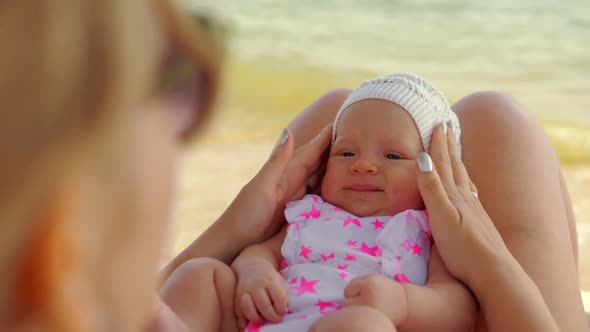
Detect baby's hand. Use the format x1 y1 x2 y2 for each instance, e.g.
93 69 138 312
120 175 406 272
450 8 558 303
343 274 408 326
234 260 288 329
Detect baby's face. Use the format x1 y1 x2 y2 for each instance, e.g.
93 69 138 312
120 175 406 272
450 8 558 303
321 99 424 217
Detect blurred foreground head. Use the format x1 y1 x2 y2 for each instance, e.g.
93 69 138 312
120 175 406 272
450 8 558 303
0 0 224 330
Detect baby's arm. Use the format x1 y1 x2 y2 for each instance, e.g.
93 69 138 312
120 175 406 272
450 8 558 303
231 225 288 327
397 244 477 332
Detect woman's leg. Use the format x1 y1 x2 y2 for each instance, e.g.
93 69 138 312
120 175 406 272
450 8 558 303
452 91 586 331
309 306 397 332
158 258 239 332
287 88 586 330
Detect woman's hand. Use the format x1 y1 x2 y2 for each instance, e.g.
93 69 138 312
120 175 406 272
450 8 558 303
343 274 407 325
415 123 511 288
223 124 333 248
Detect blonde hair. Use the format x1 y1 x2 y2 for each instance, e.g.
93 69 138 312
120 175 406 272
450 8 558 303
0 0 222 304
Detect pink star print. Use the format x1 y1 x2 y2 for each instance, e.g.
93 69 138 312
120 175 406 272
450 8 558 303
319 252 335 261
246 322 262 332
290 276 319 296
371 218 384 229
339 272 349 279
345 253 356 261
299 245 312 259
333 207 343 212
323 217 332 222
300 205 321 220
394 273 410 283
356 242 380 257
280 259 288 269
311 196 320 204
337 264 348 270
289 277 298 284
315 300 336 313
343 217 361 228
346 240 357 247
400 236 413 251
405 210 414 221
412 243 422 255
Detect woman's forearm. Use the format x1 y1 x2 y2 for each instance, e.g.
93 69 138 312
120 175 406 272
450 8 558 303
471 254 559 332
160 216 246 284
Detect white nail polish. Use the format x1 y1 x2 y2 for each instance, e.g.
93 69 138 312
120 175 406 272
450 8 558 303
441 121 447 134
272 128 289 154
418 153 433 172
448 120 455 133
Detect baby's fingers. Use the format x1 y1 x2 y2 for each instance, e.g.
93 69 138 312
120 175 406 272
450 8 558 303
239 292 263 325
267 282 289 316
252 288 282 323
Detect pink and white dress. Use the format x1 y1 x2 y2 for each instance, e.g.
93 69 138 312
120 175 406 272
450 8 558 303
245 194 431 332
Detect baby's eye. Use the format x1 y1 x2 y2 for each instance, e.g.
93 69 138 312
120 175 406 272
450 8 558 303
342 152 355 157
385 153 401 160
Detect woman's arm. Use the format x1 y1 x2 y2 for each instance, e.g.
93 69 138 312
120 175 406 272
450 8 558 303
397 246 477 332
161 124 333 283
414 118 571 331
341 247 476 332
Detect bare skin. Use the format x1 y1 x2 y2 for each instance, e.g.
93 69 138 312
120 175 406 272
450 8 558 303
287 89 586 331
153 89 586 331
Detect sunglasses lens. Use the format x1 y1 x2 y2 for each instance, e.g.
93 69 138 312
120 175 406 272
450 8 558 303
152 9 227 142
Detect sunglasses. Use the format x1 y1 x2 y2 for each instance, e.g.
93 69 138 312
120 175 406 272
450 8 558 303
152 0 227 142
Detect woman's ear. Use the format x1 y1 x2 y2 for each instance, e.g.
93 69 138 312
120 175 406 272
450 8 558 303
8 177 94 331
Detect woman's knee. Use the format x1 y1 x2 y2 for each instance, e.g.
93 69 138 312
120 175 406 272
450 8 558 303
453 91 549 145
288 88 351 148
310 306 396 332
161 258 235 296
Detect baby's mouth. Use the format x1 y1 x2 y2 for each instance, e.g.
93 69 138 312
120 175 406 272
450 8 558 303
347 184 383 192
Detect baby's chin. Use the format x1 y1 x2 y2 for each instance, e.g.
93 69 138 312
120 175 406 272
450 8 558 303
341 204 401 218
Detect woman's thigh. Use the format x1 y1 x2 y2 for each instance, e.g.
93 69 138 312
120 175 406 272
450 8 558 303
452 91 586 331
309 306 397 332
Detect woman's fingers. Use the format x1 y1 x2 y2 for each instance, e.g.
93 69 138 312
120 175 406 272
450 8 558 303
254 128 294 202
447 121 471 191
428 123 455 190
281 124 332 200
291 123 333 172
416 152 455 223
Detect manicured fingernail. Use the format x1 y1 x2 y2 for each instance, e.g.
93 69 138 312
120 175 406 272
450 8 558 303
278 128 289 146
448 120 455 133
273 128 289 153
441 121 447 134
418 153 433 172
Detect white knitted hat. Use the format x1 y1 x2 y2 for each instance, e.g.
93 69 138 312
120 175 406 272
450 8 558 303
332 73 461 153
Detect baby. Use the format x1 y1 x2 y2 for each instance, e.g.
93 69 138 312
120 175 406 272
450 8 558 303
231 73 477 331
